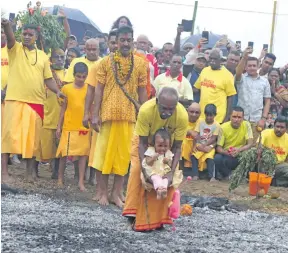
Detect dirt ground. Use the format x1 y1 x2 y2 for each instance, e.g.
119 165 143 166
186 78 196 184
3 161 288 215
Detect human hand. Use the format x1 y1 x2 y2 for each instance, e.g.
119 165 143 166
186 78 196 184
56 128 62 139
163 157 170 165
257 119 266 132
198 38 208 46
56 90 66 99
259 48 268 59
57 8 66 18
82 113 90 129
203 145 213 153
177 25 184 35
1 18 10 27
152 153 160 161
243 47 253 58
230 148 240 157
91 115 101 133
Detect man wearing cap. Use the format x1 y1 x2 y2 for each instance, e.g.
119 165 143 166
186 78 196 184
154 54 193 108
183 53 207 103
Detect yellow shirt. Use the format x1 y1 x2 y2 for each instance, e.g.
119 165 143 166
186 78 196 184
153 72 193 100
1 46 9 90
85 59 102 87
194 66 236 123
64 57 100 83
135 98 188 145
97 55 147 123
261 129 288 163
5 42 52 104
217 121 253 150
62 83 88 131
43 69 65 129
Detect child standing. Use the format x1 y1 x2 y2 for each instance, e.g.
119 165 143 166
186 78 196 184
56 62 90 191
191 104 220 181
141 128 183 199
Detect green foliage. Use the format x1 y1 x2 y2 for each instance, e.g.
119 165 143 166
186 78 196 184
15 2 66 53
229 147 277 191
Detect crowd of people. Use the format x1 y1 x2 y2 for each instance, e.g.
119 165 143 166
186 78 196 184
1 10 288 232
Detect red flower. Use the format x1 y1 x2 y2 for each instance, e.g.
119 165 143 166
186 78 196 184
29 8 34 15
37 26 41 32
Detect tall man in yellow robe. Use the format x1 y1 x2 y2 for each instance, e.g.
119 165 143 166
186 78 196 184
1 19 65 183
91 25 148 208
36 48 66 179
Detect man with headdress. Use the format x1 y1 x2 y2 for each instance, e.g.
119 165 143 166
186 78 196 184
1 19 64 183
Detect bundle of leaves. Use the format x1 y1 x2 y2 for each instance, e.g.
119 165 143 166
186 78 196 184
15 2 65 54
229 147 277 191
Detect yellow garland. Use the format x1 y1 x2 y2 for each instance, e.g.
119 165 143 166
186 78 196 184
113 50 133 80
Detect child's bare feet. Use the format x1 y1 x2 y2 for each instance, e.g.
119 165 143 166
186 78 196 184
78 183 87 192
98 194 109 206
57 180 64 188
110 193 124 208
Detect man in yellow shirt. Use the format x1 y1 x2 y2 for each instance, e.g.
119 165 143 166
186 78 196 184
182 102 201 171
1 20 64 184
260 116 288 187
91 25 148 207
123 87 188 231
36 48 66 179
154 54 193 108
64 38 100 84
83 29 118 187
194 49 236 123
215 106 254 179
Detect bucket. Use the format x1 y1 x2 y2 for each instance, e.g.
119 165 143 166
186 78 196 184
249 172 272 196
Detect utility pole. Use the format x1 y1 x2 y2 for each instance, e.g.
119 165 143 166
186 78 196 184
269 1 277 53
191 1 198 35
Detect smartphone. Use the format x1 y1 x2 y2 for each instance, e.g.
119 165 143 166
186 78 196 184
52 5 60 15
263 44 268 50
248 41 254 49
202 31 209 44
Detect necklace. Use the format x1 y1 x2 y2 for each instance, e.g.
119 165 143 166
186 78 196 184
111 51 134 86
23 46 38 66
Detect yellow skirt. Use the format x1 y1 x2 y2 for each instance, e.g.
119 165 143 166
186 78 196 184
88 130 98 167
36 128 57 161
193 148 215 171
1 101 42 158
92 121 134 176
56 130 91 157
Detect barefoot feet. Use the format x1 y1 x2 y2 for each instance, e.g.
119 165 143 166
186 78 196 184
110 192 124 208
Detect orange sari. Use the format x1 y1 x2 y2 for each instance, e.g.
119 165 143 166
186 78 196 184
122 135 174 231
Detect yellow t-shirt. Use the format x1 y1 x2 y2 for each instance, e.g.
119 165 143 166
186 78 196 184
153 73 194 100
62 83 88 131
64 57 100 83
135 98 188 145
1 46 9 90
194 66 236 123
97 55 147 123
217 121 253 150
43 69 65 129
261 129 288 163
85 59 102 87
5 42 53 104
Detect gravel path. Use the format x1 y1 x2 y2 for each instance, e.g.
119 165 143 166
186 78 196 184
1 194 288 253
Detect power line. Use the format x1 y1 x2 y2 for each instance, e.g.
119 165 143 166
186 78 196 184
148 1 288 16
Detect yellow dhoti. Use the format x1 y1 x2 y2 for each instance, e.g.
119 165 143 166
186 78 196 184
193 148 215 171
36 128 57 161
92 121 134 176
88 130 98 167
181 137 193 167
1 101 42 158
56 130 91 157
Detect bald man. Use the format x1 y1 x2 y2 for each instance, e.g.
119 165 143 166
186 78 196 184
135 35 159 97
194 49 236 124
123 87 188 231
182 102 201 174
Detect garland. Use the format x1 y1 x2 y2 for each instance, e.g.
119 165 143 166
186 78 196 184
111 51 140 112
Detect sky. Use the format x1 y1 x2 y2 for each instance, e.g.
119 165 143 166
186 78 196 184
2 0 287 66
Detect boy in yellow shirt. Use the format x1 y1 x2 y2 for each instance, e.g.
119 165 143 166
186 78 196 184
191 104 220 181
260 116 288 187
56 62 90 191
